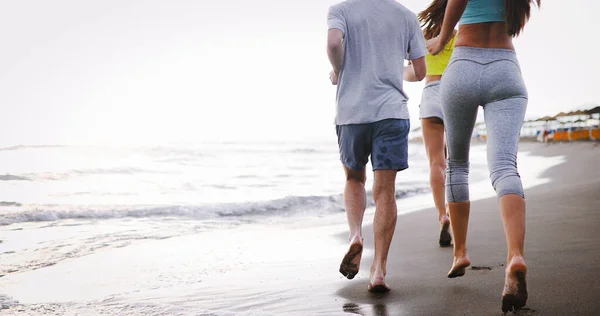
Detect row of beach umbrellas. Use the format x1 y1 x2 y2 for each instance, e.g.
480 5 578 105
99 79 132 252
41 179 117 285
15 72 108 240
534 106 600 123
522 106 600 140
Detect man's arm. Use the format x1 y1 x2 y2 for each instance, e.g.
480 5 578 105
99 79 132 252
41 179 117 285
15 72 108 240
403 57 427 82
326 5 346 77
327 29 344 74
405 15 428 81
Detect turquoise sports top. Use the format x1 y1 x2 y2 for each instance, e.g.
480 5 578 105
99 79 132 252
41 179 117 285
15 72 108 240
459 0 505 25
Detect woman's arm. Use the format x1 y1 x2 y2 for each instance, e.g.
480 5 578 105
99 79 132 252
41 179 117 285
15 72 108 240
427 0 468 55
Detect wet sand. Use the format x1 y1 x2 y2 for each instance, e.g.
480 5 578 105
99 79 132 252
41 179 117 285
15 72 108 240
336 142 600 315
1 142 598 315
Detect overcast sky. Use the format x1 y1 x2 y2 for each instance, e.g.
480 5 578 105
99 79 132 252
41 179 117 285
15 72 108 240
0 0 597 145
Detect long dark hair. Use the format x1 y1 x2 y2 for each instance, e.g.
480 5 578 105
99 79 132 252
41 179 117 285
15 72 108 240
418 0 540 39
505 0 541 36
418 0 447 40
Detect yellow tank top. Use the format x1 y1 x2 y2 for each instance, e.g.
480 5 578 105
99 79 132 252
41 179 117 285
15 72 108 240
425 34 456 76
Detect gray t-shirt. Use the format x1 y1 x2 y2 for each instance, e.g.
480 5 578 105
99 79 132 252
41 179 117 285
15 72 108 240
328 0 427 125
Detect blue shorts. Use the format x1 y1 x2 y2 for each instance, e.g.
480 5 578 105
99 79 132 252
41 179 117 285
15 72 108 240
336 119 410 171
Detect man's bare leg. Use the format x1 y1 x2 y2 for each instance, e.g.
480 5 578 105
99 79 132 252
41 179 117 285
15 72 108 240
339 166 367 279
368 169 397 292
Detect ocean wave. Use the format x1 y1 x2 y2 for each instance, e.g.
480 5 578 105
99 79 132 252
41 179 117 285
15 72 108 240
70 167 167 176
0 187 428 226
0 175 29 181
50 192 138 197
0 202 22 207
0 294 19 309
235 175 260 179
0 145 65 152
289 148 321 154
15 167 172 181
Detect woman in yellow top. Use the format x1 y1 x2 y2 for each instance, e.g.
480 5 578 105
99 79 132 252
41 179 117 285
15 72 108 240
418 0 456 247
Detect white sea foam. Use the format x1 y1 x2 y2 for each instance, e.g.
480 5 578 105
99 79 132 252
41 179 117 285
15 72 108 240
0 186 431 226
0 142 566 316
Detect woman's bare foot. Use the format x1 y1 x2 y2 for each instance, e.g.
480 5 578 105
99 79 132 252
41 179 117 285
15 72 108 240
439 216 452 247
368 266 390 293
501 256 528 313
367 282 390 293
447 255 471 278
339 237 363 279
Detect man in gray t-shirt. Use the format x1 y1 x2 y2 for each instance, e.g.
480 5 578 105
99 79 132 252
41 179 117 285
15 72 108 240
326 0 426 292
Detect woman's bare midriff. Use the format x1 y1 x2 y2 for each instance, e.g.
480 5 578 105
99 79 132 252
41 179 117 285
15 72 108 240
425 75 442 84
455 22 514 50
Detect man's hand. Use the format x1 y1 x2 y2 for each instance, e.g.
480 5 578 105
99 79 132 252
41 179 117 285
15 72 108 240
426 36 444 56
329 70 339 85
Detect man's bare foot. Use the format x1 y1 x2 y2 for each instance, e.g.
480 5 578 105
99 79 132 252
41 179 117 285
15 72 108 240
368 268 390 293
501 256 528 313
339 239 363 279
439 216 452 247
447 255 471 278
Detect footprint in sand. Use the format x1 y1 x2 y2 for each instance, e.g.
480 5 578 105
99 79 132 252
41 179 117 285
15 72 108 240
470 265 492 271
507 307 537 315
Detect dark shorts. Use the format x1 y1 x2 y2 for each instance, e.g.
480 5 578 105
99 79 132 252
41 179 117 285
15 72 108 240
336 119 410 171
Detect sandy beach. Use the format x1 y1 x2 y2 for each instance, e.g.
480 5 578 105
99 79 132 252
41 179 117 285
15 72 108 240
1 141 598 315
336 141 600 315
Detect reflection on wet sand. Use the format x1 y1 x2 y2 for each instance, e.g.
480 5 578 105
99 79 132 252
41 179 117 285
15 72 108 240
343 302 389 316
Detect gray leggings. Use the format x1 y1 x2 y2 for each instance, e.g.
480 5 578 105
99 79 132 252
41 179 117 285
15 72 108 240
440 47 527 203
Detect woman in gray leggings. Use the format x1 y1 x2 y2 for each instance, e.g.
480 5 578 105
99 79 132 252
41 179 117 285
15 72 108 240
426 0 540 312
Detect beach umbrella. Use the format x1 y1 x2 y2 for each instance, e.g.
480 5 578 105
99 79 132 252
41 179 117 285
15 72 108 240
553 112 568 118
536 116 557 133
521 120 538 137
585 106 600 128
571 110 588 116
573 119 586 128
536 116 556 122
585 106 600 115
553 112 575 132
571 110 591 125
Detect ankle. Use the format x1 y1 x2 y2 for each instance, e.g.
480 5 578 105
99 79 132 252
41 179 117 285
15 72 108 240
507 254 526 266
370 263 387 277
453 248 468 258
349 235 364 244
